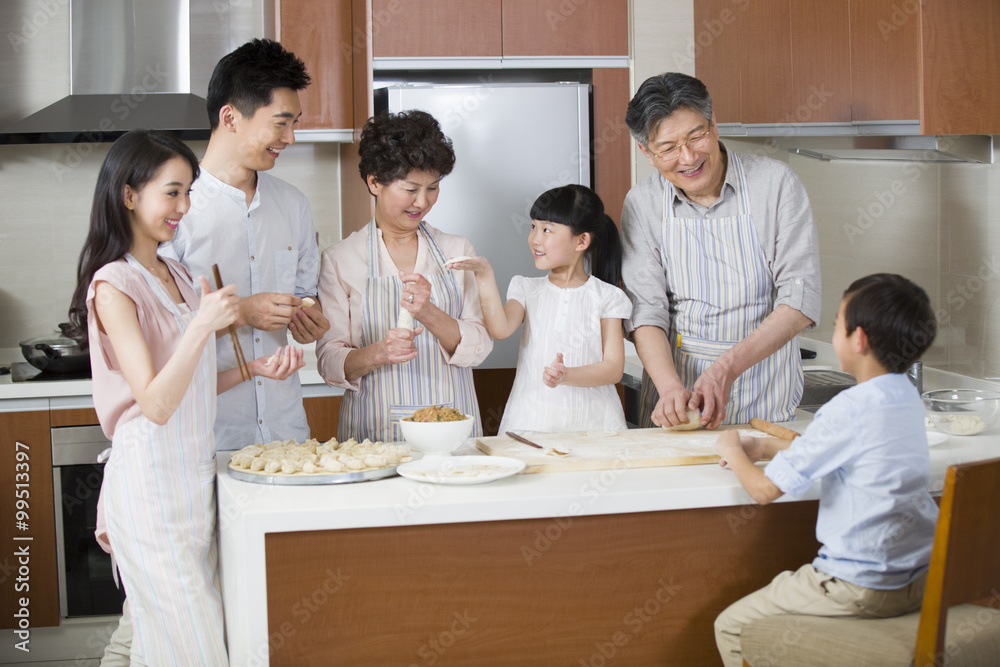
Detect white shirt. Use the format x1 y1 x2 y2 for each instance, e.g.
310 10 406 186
764 373 938 589
161 170 319 450
499 275 632 434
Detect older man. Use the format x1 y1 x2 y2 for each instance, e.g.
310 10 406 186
622 73 821 430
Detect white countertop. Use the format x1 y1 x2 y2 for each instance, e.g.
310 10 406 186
216 415 1000 666
0 344 341 408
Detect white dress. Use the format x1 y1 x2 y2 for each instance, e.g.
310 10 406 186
499 275 632 433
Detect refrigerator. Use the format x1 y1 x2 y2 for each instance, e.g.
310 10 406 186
380 81 591 369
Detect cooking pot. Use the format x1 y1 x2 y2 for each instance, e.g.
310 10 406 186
19 323 91 374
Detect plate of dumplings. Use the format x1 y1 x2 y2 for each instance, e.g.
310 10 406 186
227 437 413 485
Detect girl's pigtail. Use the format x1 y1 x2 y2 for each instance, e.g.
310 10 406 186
588 213 623 288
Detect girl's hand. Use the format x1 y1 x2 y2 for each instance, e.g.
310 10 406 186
715 431 764 468
542 353 568 388
250 345 305 381
384 326 424 365
194 276 239 332
445 256 491 277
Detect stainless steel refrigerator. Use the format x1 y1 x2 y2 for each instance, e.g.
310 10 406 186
381 81 591 368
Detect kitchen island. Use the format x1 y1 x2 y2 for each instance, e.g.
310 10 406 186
217 416 999 667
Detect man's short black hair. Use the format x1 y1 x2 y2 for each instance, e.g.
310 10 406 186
206 38 310 131
842 273 936 373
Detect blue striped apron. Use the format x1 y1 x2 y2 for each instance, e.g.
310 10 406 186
103 254 228 666
639 154 802 425
339 221 482 443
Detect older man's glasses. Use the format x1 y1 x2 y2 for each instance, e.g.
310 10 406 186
649 128 713 163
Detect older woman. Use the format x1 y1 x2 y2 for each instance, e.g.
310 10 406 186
317 110 492 442
622 73 821 430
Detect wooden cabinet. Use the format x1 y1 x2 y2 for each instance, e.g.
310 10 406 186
372 0 627 59
279 0 356 131
501 0 629 57
1 411 59 630
696 0 1000 133
371 0 501 57
303 395 342 442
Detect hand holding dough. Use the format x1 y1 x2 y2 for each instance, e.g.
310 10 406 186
663 408 703 431
396 307 414 331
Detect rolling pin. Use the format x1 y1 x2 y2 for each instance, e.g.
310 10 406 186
749 418 801 441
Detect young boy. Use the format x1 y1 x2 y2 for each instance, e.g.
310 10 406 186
713 273 939 667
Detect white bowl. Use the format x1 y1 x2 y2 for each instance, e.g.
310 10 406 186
922 389 1000 436
398 415 473 456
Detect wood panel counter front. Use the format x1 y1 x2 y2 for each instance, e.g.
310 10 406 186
217 414 999 666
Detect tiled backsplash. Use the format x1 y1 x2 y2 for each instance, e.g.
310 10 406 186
0 141 343 349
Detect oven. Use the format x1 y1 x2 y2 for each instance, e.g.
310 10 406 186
51 425 126 617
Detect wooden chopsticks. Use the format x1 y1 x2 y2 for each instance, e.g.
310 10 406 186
505 430 543 449
211 264 250 382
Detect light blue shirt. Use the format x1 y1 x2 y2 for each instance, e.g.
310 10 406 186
764 373 938 589
161 170 319 451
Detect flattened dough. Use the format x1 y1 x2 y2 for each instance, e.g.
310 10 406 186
664 408 703 431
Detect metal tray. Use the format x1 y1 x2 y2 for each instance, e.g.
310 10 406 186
227 462 401 485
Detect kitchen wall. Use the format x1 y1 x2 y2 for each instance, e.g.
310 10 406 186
631 0 1000 381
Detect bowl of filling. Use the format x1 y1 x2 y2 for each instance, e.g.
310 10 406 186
399 405 474 456
922 389 1000 436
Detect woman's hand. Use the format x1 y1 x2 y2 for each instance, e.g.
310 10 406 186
249 345 305 381
383 326 424 365
542 353 568 388
194 276 239 332
398 271 435 320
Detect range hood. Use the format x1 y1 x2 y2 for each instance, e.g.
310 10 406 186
789 135 994 164
718 123 994 164
0 0 274 144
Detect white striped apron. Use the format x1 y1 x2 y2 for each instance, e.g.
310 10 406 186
639 154 802 426
339 221 482 443
102 254 228 666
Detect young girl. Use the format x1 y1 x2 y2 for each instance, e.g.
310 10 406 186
450 184 632 433
67 129 303 665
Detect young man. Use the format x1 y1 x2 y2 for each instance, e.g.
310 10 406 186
163 38 330 452
713 273 939 667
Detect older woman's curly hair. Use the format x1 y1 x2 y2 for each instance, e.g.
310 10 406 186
358 110 456 187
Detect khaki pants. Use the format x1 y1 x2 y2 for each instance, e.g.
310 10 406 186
714 563 926 667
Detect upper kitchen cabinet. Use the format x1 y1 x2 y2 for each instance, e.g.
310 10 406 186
279 0 356 140
502 0 629 58
371 0 628 66
697 0 852 126
697 0 1000 134
372 0 502 57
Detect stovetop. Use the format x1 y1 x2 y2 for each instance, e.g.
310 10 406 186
10 361 92 382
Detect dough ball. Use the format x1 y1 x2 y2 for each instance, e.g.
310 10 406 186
664 408 703 431
397 307 414 331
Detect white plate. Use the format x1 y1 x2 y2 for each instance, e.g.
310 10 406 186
397 455 525 485
926 431 949 447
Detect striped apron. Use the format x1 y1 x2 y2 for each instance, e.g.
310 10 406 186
102 254 228 666
339 221 482 443
639 154 802 426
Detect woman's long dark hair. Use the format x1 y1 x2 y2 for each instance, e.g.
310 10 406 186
529 184 623 287
66 130 200 348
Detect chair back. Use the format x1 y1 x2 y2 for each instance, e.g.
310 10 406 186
914 456 1000 667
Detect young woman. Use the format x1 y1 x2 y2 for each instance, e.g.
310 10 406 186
67 129 302 665
450 184 632 433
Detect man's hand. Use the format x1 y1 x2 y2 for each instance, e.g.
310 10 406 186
238 293 299 330
651 384 696 428
289 301 331 344
692 357 737 429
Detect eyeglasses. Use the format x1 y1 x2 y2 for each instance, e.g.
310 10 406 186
649 128 714 163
